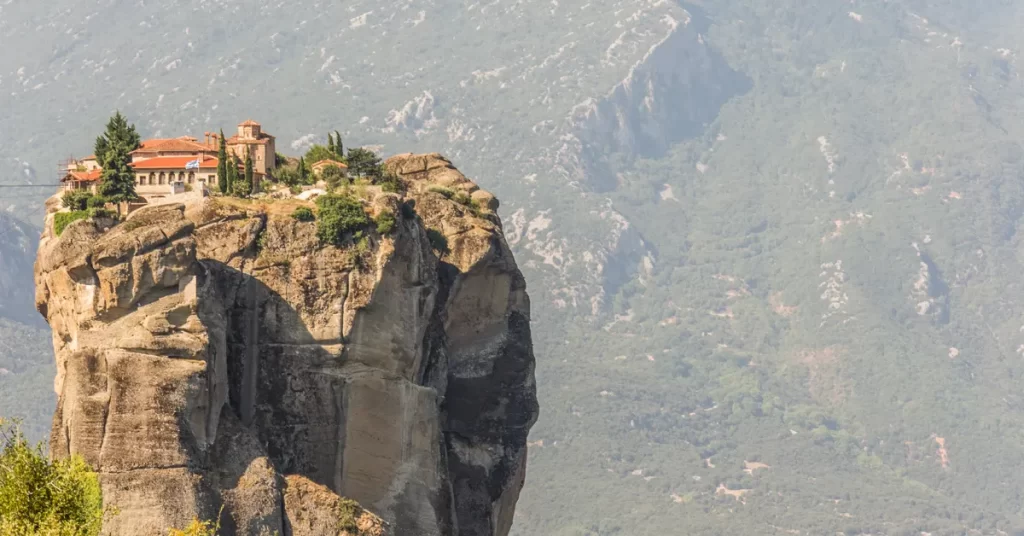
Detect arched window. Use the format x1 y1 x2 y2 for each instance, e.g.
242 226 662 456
149 173 155 185
188 172 195 183
159 173 165 185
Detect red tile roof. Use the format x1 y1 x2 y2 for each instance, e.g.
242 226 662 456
138 138 169 149
239 119 261 126
63 170 102 182
132 138 213 154
130 156 220 170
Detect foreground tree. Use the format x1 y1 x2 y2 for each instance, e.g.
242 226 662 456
334 130 343 155
327 132 336 155
95 112 141 212
0 419 103 535
217 129 229 194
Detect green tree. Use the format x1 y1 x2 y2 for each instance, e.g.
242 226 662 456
327 133 336 155
303 144 342 167
334 131 343 155
216 129 229 194
298 157 308 184
345 147 381 179
315 194 369 246
61 191 92 211
244 147 254 191
94 111 141 212
226 155 241 195
321 165 347 191
0 419 103 536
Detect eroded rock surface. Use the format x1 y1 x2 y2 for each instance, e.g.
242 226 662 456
34 154 538 536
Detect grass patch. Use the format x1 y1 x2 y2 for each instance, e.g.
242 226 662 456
374 209 397 235
54 211 88 237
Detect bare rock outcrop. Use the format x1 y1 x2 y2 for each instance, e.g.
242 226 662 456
34 154 538 536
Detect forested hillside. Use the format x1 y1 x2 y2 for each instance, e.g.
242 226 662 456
2 0 1024 533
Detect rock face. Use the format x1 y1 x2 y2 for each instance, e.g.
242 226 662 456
34 154 538 536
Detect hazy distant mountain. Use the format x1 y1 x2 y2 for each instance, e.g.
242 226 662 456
4 0 1024 533
0 213 39 324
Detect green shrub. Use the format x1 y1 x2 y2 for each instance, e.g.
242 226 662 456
321 165 347 192
167 507 222 536
315 194 370 246
87 208 112 219
336 498 361 533
61 191 92 211
374 209 396 235
54 211 89 237
0 419 103 536
426 228 449 256
291 207 315 222
85 195 106 209
289 184 303 195
232 177 252 198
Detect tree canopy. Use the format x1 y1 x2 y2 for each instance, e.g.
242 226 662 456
345 147 382 179
0 419 103 535
94 112 140 207
303 144 343 167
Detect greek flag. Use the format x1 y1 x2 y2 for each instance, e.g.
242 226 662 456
185 158 201 170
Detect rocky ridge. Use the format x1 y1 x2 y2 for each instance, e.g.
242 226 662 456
33 154 538 535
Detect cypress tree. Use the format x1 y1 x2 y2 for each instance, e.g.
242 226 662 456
327 133 335 155
243 146 254 195
217 129 228 194
299 157 307 183
226 154 240 195
334 131 343 156
95 111 141 213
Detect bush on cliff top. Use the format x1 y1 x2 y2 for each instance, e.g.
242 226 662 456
315 194 369 246
53 211 89 237
0 419 103 536
374 210 396 235
291 206 315 222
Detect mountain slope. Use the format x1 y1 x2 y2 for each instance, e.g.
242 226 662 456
4 0 1024 534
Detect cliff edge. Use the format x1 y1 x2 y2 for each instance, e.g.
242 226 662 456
33 154 538 536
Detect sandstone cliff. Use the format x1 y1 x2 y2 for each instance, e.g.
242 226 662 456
33 154 538 536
